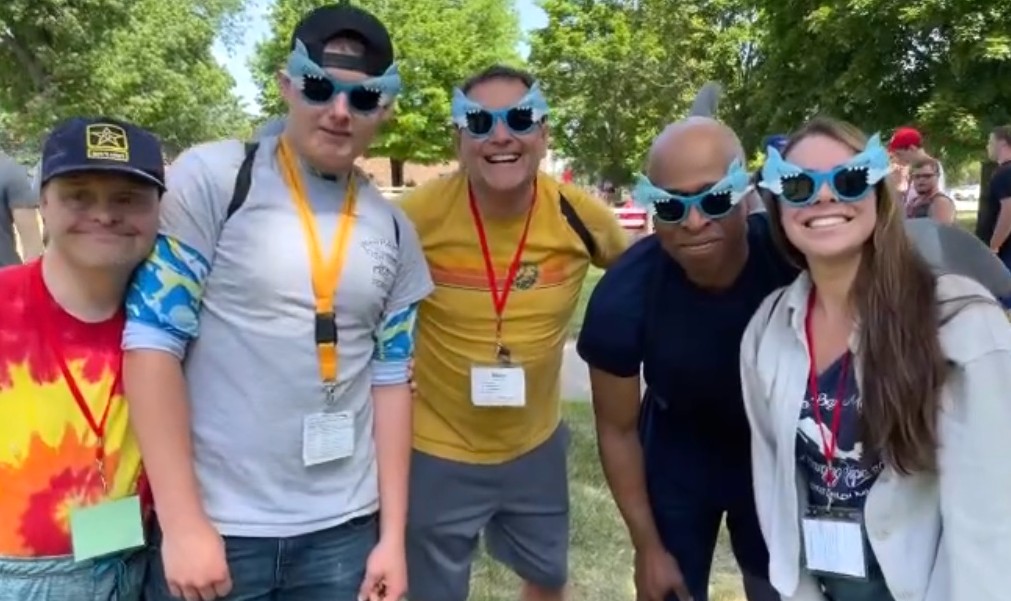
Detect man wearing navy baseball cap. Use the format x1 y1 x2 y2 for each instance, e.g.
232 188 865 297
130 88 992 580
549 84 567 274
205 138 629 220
0 116 162 601
124 4 430 601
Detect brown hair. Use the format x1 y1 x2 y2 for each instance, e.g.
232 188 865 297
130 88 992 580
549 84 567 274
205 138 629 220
910 156 940 173
766 117 947 474
992 125 1011 147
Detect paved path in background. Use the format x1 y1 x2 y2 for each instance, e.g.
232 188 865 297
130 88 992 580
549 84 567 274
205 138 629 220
561 341 592 401
561 341 645 401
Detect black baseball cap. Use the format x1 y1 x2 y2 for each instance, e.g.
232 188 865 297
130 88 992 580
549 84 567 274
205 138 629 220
290 4 394 76
41 117 165 191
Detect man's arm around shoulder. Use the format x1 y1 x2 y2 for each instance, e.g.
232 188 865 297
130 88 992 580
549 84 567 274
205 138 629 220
359 208 434 600
123 146 236 600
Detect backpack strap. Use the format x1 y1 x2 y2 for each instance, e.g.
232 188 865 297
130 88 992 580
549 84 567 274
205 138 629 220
226 142 259 220
559 193 597 259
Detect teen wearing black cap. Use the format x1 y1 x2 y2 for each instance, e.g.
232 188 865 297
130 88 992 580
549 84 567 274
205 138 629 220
0 116 163 601
124 5 430 601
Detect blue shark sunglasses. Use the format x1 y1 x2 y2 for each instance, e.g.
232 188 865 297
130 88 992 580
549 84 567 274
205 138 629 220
760 133 891 207
774 167 879 207
632 159 752 224
460 107 539 137
451 84 550 139
299 77 387 112
286 40 401 114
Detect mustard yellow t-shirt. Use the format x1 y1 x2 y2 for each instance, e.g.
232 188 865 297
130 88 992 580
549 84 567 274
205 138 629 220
400 171 627 463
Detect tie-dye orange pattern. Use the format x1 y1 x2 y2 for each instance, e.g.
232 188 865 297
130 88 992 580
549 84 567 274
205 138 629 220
0 260 148 557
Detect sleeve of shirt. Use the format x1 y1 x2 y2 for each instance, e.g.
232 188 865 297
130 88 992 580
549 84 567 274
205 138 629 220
576 257 645 377
938 303 1011 598
122 145 234 358
2 159 36 208
371 208 435 386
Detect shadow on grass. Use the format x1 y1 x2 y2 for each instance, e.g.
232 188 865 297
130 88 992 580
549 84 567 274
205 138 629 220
468 403 747 601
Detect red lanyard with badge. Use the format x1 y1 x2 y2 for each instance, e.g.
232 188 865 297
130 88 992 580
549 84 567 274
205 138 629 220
467 183 535 408
34 266 145 562
39 304 122 494
799 287 868 581
277 137 359 467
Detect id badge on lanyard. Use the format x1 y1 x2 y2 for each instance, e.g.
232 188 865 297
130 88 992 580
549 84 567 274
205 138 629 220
467 182 534 408
802 506 869 580
802 288 868 580
36 273 145 561
277 137 358 466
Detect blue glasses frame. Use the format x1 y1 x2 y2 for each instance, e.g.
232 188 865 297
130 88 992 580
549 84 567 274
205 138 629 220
777 166 875 207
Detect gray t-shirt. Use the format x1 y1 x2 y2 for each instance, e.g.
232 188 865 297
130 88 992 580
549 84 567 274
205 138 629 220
123 136 433 537
0 153 36 267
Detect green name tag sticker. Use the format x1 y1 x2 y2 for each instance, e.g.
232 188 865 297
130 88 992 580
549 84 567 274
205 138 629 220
70 495 145 562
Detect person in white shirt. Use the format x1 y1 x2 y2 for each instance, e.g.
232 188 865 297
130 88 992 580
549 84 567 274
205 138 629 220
740 116 1011 601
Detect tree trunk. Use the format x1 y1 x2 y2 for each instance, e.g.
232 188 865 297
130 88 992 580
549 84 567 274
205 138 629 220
0 31 48 91
390 158 405 188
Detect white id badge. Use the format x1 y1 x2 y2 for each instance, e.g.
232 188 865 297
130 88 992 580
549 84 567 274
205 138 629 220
302 411 355 467
802 509 868 580
470 365 526 407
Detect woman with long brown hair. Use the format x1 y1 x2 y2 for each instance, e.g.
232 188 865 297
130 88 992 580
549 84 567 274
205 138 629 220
739 116 1011 600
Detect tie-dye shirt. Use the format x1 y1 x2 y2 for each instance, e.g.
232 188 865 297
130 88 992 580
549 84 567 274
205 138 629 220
0 260 147 557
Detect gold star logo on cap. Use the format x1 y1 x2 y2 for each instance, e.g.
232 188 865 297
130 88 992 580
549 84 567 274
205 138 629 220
86 124 130 162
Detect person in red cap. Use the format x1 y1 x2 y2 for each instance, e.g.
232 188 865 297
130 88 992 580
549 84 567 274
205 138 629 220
888 126 948 206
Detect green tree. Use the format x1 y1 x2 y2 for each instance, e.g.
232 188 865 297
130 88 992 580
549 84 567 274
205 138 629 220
746 0 1011 169
0 0 251 154
528 0 756 185
252 0 522 186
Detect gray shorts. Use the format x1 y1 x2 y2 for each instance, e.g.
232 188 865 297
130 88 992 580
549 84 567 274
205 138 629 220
406 423 570 601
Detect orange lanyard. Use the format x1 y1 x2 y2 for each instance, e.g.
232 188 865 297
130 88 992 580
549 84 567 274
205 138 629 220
276 137 357 399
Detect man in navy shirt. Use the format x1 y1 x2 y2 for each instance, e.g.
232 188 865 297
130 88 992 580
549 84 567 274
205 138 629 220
578 118 793 601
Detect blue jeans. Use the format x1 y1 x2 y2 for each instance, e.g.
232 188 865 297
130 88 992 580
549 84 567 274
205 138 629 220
145 513 378 601
0 550 146 601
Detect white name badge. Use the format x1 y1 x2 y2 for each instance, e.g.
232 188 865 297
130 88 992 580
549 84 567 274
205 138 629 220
802 512 868 579
302 411 355 467
470 365 526 407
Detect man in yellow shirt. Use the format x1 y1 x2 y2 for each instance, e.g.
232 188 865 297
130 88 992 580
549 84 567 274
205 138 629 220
399 65 627 601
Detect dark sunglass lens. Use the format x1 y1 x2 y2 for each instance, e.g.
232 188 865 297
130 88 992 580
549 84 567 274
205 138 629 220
700 191 735 218
833 167 870 199
781 174 816 204
465 111 494 136
654 199 687 223
301 76 335 103
505 108 536 133
348 87 383 112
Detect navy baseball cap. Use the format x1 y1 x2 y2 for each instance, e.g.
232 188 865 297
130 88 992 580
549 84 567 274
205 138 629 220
41 117 165 191
290 4 394 76
762 134 789 154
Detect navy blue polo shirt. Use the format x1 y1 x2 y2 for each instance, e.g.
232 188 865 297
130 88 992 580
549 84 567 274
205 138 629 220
578 214 797 463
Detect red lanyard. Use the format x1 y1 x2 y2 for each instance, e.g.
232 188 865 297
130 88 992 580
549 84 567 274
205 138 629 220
468 183 536 360
804 289 850 488
36 268 123 492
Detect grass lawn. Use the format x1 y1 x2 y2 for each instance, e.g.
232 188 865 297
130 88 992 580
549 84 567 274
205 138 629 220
567 266 604 337
469 402 747 601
